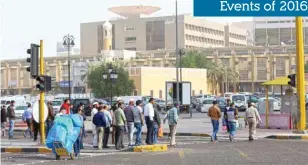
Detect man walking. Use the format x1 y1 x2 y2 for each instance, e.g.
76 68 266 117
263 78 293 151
114 102 126 150
163 103 179 146
153 107 161 144
245 102 262 141
133 100 144 146
102 105 112 148
124 99 135 147
46 101 55 137
93 106 107 150
144 98 155 145
223 99 231 132
91 102 99 148
7 100 16 139
22 103 33 138
1 105 7 137
208 100 221 142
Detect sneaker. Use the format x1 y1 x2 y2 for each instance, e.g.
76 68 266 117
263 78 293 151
210 137 214 142
229 135 232 142
23 133 26 138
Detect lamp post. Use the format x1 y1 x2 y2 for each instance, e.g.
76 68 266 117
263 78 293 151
102 63 118 106
63 34 75 100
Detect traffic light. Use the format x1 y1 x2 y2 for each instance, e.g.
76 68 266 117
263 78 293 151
36 76 45 91
45 76 52 92
36 75 52 92
26 44 39 78
287 74 296 87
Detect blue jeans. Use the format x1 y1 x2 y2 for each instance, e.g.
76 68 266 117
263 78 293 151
134 122 142 145
228 122 237 137
211 120 219 141
153 123 158 144
46 119 53 138
9 119 14 138
73 136 81 157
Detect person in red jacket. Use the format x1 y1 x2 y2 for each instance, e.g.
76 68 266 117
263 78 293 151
61 99 71 114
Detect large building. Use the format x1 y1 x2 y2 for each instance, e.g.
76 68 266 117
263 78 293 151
2 46 308 96
80 5 248 55
253 17 308 46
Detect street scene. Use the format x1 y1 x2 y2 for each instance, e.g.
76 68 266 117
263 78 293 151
1 0 308 164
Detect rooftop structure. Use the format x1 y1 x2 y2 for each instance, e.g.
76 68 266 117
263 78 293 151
108 5 161 18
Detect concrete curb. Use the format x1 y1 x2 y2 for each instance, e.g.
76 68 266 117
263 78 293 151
1 147 51 153
265 135 308 140
131 144 168 152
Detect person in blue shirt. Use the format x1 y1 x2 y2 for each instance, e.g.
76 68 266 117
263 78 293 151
73 107 84 158
93 106 107 150
225 102 239 142
22 103 33 138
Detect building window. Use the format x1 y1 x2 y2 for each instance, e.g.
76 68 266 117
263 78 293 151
200 90 203 94
125 26 136 31
150 90 154 97
133 89 138 96
159 90 162 98
125 47 137 51
125 37 137 42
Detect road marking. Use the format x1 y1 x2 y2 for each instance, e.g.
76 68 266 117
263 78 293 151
178 150 185 159
232 147 253 161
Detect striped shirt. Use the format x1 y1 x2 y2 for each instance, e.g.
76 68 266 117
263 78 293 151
165 107 179 125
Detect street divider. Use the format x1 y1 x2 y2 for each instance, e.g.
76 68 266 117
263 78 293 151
1 147 51 153
265 135 308 140
132 144 168 152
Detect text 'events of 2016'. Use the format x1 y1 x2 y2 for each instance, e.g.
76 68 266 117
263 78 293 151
193 0 308 16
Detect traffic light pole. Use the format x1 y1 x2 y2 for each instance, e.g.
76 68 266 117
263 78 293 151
295 17 306 131
39 40 46 144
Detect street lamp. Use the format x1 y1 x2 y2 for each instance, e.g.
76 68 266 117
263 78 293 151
102 64 118 106
63 34 75 101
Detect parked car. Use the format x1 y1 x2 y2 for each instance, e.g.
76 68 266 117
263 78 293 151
245 95 260 104
231 94 248 111
224 92 233 99
191 97 200 108
15 105 28 119
259 97 281 111
216 97 227 111
196 98 214 113
155 99 166 111
52 99 63 114
72 98 95 116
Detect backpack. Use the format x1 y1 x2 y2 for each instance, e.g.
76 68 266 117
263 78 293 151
92 112 106 127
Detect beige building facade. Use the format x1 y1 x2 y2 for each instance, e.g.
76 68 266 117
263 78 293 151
81 7 248 55
1 46 307 96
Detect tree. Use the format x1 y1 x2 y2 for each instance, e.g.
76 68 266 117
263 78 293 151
87 62 135 98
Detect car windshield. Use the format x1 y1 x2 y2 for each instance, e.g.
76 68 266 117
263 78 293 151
195 95 203 98
74 99 90 106
224 93 231 97
232 95 245 101
217 100 226 105
1 100 6 104
15 106 27 111
203 100 213 104
52 101 62 106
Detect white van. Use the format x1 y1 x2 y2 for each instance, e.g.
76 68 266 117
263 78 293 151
231 94 248 111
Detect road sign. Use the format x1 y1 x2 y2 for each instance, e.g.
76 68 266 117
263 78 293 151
32 100 48 123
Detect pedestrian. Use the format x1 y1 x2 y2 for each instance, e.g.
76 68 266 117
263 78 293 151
245 102 262 141
73 107 84 158
225 102 239 142
1 105 7 137
7 100 16 139
55 108 66 119
163 103 179 146
70 104 74 114
22 103 33 138
46 101 55 137
144 98 155 145
113 102 126 150
102 105 112 148
91 102 99 148
153 106 161 144
124 98 135 147
78 104 86 149
61 99 71 115
208 100 221 142
133 100 144 146
223 99 231 133
93 106 107 150
32 119 40 142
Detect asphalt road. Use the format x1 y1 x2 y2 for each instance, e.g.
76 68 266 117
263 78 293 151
2 139 308 165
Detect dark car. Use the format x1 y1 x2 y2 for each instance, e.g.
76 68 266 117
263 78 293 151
72 98 95 116
216 98 227 111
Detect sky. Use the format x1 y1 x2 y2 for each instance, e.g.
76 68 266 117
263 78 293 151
0 0 252 60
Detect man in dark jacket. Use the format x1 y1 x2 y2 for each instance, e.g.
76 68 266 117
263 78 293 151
93 106 106 150
46 101 55 137
7 100 16 139
153 107 161 144
1 105 7 137
124 99 135 146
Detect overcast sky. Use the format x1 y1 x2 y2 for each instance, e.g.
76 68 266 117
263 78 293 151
0 0 251 60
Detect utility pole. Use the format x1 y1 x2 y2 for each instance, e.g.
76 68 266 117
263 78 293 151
39 40 45 144
175 0 180 105
295 17 306 131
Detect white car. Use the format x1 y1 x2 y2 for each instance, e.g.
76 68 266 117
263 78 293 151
259 97 281 111
197 98 214 113
52 100 63 114
15 105 28 119
231 94 248 111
